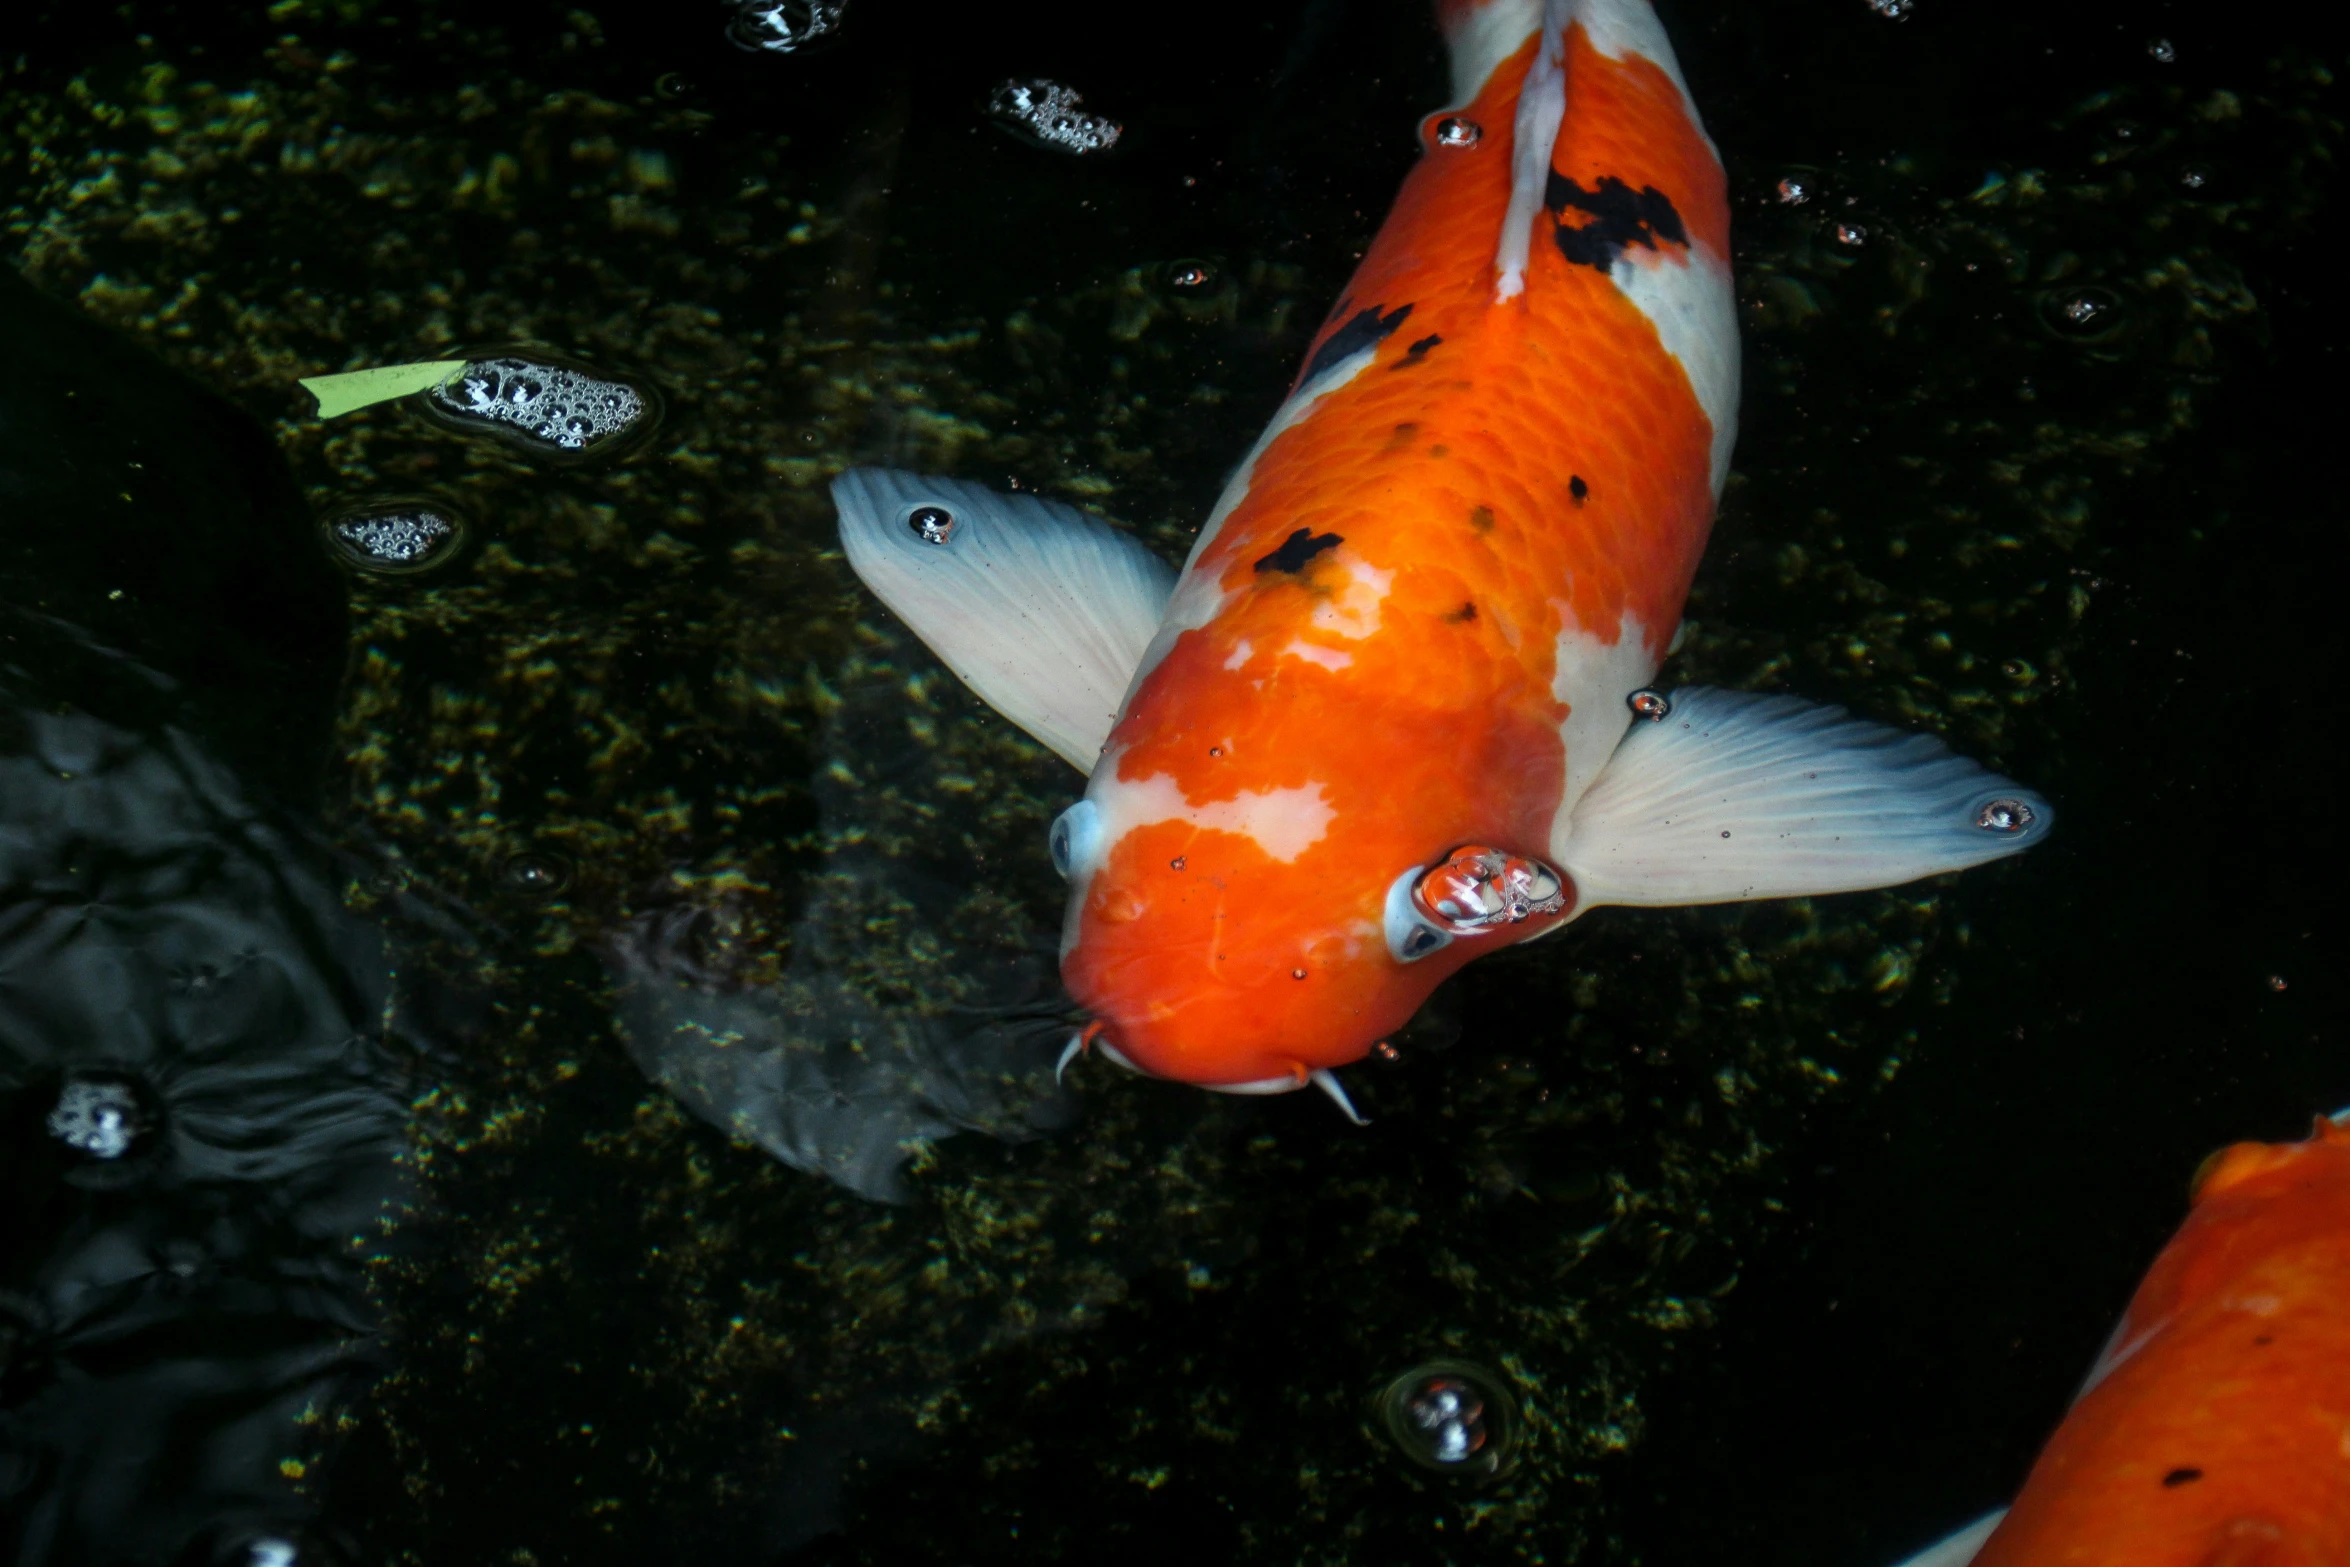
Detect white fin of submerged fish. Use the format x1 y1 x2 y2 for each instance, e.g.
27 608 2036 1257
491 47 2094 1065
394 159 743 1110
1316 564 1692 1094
1882 1510 2007 1567
1556 687 2053 909
833 469 1177 774
1310 1068 1369 1126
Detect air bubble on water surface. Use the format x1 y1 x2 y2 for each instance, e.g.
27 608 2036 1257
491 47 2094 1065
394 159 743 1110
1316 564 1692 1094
503 850 576 897
2062 293 2111 328
1434 116 1482 148
2147 37 2176 63
319 496 466 575
1628 688 1671 721
1836 222 1868 246
726 0 845 54
1776 176 1810 205
418 349 660 463
987 78 1123 156
1414 846 1568 932
2036 285 2129 345
1973 797 2034 834
172 1525 337 1567
1166 260 1215 289
1376 1362 1519 1477
48 1075 147 1161
906 504 957 546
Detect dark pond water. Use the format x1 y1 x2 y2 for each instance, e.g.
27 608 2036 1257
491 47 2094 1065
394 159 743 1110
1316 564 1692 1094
2 0 2341 1563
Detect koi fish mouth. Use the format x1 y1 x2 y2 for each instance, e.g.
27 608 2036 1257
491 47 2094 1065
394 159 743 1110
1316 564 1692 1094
1055 1018 1370 1124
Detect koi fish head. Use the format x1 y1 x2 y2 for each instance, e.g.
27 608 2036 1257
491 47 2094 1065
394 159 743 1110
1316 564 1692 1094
1050 757 1574 1091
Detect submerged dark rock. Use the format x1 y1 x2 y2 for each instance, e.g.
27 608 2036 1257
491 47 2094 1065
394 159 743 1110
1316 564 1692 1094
0 266 347 815
0 702 403 1567
0 265 400 1567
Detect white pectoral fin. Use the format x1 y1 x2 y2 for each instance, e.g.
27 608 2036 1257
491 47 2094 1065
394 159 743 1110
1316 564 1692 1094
1558 687 2053 910
832 468 1176 774
1885 1510 2008 1567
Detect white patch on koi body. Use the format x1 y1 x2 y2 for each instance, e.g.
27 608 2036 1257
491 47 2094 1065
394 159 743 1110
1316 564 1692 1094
1439 0 1542 106
1223 639 1254 670
1612 249 1740 497
1308 559 1396 639
1494 0 1568 303
1094 772 1339 866
1280 638 1353 672
1543 607 1660 868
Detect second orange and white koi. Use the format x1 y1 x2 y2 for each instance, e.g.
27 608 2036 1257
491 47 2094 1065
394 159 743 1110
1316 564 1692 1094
1890 1110 2350 1567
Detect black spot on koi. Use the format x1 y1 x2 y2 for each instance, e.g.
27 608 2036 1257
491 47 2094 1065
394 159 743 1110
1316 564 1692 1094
1546 172 1688 272
1391 332 1443 369
1304 302 1414 382
1256 528 1343 574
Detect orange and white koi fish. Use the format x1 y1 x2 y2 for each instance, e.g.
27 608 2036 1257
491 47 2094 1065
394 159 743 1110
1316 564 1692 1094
1892 1110 2350 1567
833 0 2049 1117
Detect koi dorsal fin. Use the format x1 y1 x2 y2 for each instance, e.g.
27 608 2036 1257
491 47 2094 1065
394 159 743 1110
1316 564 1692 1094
1556 687 2052 909
832 469 1175 775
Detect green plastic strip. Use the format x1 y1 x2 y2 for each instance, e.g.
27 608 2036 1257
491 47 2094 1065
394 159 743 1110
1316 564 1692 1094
299 359 469 420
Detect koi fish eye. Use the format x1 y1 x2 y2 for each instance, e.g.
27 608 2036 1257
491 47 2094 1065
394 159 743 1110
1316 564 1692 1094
1383 867 1454 963
1048 799 1105 880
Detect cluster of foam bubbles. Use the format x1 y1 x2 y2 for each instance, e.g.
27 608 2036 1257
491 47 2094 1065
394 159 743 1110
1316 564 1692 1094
426 355 648 454
725 0 845 53
987 78 1123 156
47 1076 144 1160
328 505 457 569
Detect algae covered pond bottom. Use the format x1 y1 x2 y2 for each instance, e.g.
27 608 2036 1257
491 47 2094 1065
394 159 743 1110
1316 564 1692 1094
0 1 2341 1563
